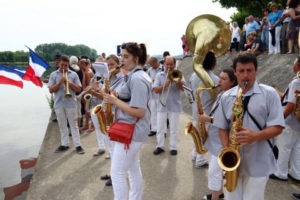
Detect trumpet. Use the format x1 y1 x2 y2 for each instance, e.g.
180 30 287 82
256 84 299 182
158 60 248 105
160 69 183 107
63 70 72 98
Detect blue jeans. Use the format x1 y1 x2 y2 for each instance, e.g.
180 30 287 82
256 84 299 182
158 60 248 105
261 29 269 50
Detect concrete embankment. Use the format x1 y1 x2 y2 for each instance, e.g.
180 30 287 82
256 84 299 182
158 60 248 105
26 54 300 200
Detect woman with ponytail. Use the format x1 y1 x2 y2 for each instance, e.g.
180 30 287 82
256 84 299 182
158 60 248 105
103 42 152 200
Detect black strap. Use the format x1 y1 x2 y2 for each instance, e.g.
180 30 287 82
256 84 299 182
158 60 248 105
281 88 289 106
242 95 276 151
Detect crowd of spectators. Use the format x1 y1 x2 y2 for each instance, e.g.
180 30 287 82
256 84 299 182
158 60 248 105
228 0 300 56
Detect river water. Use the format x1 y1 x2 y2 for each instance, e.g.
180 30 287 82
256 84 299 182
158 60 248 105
0 82 51 199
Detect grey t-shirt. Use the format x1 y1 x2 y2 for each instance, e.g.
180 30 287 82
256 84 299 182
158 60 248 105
115 67 152 142
153 71 186 112
284 78 300 131
189 71 219 120
204 92 223 156
213 81 285 177
48 69 82 109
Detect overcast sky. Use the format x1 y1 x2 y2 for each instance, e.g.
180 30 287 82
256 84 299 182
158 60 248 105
0 0 236 56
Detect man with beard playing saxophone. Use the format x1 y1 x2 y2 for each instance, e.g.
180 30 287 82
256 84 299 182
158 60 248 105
213 54 284 200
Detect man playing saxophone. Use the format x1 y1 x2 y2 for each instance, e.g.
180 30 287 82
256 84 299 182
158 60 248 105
213 54 284 200
189 52 219 167
48 55 85 154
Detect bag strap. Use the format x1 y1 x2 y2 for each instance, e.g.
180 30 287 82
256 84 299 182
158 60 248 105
281 88 289 106
242 95 275 150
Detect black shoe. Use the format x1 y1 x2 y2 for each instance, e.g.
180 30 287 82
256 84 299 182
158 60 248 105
76 146 85 154
105 178 112 186
52 119 57 122
203 193 224 200
69 133 72 137
100 174 111 180
153 147 165 155
170 150 177 156
292 193 300 200
148 131 156 136
55 145 69 153
269 174 288 181
288 174 300 183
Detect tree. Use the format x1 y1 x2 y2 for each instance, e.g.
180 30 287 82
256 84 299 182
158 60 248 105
212 0 286 24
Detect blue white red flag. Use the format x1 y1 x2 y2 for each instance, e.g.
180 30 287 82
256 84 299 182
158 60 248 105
23 48 50 87
11 66 25 78
0 65 24 88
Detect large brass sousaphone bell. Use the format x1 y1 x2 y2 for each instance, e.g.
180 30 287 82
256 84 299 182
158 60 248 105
186 14 231 100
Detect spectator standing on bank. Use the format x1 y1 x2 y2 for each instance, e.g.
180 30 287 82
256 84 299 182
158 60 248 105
261 9 270 53
281 4 292 53
286 0 300 54
269 3 283 54
229 22 241 52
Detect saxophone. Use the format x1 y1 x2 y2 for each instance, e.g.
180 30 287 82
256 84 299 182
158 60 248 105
295 72 300 122
217 83 246 192
92 78 113 135
185 85 218 154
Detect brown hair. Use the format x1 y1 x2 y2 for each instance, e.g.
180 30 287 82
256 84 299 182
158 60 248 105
121 42 147 66
60 55 69 62
222 68 237 87
106 54 120 64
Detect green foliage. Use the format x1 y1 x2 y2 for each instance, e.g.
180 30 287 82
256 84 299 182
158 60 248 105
35 43 98 62
0 43 98 63
213 0 286 23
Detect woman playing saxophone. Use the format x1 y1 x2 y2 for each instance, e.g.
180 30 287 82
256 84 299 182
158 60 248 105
198 68 237 200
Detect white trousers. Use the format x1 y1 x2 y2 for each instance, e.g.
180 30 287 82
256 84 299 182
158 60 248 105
275 125 300 180
224 175 268 200
192 120 207 166
90 108 114 156
55 107 81 147
149 98 158 132
268 26 282 54
111 141 143 200
156 112 180 150
208 155 223 191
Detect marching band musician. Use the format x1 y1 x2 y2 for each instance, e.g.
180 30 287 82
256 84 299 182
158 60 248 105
88 58 109 157
189 52 219 167
270 57 300 182
198 68 237 200
97 55 125 187
103 42 152 200
79 58 94 132
48 55 85 154
153 56 185 156
146 56 164 137
214 54 284 200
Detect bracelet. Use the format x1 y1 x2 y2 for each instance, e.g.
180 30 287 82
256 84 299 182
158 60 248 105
210 117 213 123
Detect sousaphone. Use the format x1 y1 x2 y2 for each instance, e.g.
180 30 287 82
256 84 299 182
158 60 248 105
186 14 231 100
